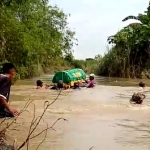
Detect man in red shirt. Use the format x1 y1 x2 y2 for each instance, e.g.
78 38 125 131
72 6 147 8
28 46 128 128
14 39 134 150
87 74 96 88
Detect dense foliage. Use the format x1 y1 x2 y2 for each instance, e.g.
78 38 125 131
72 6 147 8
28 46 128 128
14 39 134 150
64 53 101 74
0 0 77 79
97 2 150 78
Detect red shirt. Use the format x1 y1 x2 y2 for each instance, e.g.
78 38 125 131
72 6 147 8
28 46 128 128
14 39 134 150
87 80 95 87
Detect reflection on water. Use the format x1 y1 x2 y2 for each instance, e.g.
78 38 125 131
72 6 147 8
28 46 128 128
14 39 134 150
5 76 150 150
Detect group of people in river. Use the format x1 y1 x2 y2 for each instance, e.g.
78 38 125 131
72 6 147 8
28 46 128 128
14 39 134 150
0 63 96 118
0 62 148 119
36 73 96 90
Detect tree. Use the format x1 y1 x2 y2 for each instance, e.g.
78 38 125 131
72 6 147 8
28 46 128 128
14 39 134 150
0 0 76 78
96 1 150 78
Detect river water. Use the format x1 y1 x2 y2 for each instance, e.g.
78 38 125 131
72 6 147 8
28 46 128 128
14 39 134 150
4 76 150 150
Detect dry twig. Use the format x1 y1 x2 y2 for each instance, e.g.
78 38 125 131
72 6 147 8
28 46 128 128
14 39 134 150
0 89 67 150
89 146 94 150
17 90 67 150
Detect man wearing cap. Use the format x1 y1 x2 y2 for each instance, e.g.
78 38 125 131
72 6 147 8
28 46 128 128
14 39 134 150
86 74 96 88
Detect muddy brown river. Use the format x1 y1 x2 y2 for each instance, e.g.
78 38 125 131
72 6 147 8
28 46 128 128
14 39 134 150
3 76 150 150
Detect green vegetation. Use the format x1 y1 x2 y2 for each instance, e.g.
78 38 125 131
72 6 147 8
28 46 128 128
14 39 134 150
0 0 77 79
64 53 101 74
96 2 150 79
5 0 149 79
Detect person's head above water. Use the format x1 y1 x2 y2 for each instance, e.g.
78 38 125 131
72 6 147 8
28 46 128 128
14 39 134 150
89 73 95 80
57 80 63 88
36 80 43 87
1 63 16 79
139 82 145 88
58 80 63 83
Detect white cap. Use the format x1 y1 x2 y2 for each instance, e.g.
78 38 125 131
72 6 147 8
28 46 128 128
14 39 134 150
89 73 95 77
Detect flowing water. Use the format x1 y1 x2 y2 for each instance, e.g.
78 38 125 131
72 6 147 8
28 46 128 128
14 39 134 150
4 76 150 150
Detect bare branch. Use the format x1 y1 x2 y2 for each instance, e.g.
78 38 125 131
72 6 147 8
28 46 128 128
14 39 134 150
35 123 48 150
17 90 62 150
30 118 67 139
89 146 94 150
0 89 70 150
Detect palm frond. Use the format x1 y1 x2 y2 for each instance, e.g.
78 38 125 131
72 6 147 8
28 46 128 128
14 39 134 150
122 16 138 22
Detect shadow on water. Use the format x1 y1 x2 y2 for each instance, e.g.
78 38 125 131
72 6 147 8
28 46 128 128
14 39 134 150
5 75 150 150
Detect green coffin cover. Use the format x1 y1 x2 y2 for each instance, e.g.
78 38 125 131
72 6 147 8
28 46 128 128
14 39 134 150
52 68 86 84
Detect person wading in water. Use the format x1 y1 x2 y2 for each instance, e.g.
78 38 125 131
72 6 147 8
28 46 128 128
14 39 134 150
0 63 19 118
